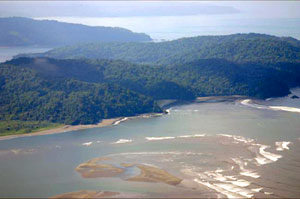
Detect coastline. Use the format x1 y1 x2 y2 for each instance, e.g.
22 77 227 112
196 95 247 103
0 96 255 142
1 92 294 142
0 112 165 141
0 118 119 141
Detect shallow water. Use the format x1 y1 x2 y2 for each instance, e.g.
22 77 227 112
0 89 299 198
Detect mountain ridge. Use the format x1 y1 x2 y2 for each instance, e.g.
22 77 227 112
20 33 300 65
0 17 152 47
1 33 300 135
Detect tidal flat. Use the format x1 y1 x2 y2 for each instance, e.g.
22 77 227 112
0 89 300 198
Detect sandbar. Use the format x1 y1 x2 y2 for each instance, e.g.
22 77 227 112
126 164 182 185
75 157 182 186
51 190 119 198
75 157 124 178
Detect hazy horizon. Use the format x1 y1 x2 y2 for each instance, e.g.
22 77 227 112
1 1 300 40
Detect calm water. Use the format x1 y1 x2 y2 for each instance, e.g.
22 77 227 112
36 16 300 41
0 89 299 198
0 47 51 63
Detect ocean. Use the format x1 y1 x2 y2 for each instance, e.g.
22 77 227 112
36 15 300 41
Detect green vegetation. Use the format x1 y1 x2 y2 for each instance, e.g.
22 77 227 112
27 33 300 64
0 62 162 135
6 57 298 100
2 33 300 136
0 17 151 47
0 120 62 136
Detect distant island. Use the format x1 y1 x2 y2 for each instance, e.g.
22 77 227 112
1 33 300 136
0 17 151 47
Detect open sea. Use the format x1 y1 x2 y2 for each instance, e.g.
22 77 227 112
36 15 300 41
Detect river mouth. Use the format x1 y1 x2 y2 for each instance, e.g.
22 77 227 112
0 90 300 198
65 133 299 198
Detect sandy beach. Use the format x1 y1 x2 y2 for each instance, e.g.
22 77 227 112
0 118 120 141
0 96 248 142
0 112 165 141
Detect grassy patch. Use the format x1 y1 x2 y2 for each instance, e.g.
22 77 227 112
0 120 63 136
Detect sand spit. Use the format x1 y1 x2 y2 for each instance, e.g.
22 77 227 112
126 164 182 185
75 157 124 178
51 190 119 198
113 117 128 125
112 113 164 125
75 157 182 186
0 118 119 141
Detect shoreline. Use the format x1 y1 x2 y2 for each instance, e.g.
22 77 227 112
0 92 294 142
196 95 247 103
0 118 119 141
0 96 257 142
0 112 165 141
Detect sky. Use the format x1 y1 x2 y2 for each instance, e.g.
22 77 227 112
1 1 300 40
0 1 300 19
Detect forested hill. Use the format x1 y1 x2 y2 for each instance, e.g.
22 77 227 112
2 33 300 134
23 33 300 64
0 60 161 126
1 55 300 134
0 17 151 47
5 57 300 100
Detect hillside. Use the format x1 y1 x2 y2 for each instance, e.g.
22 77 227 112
3 33 300 135
6 57 300 100
0 61 161 130
24 33 300 64
0 17 151 47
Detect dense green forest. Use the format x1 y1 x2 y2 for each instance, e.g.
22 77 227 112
23 33 300 64
2 33 300 135
0 17 151 47
5 57 300 100
0 62 161 132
